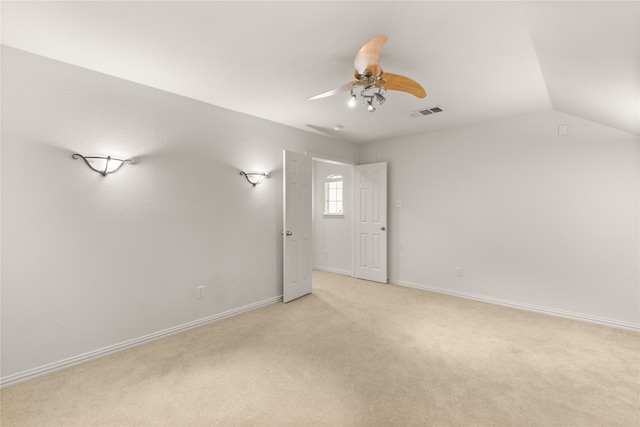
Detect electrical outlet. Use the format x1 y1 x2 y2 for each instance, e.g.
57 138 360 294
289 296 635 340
455 267 463 277
197 286 205 298
558 124 568 136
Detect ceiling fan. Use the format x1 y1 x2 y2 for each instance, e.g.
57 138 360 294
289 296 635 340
306 34 426 112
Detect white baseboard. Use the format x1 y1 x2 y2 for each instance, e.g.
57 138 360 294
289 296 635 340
1 295 282 389
390 278 640 332
313 265 352 276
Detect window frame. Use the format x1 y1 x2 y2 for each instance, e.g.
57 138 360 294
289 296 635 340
323 174 344 217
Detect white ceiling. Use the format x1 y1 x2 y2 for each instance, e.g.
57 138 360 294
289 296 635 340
1 1 638 143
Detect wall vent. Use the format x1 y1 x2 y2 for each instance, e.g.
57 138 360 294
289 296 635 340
407 105 445 118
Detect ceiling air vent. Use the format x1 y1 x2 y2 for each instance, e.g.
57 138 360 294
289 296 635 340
408 105 445 118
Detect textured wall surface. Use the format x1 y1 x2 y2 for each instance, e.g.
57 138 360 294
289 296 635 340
361 110 639 327
1 46 359 378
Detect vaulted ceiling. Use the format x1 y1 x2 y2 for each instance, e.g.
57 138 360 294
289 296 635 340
2 1 638 143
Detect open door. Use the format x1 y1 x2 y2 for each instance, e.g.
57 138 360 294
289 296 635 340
283 150 312 302
354 162 388 283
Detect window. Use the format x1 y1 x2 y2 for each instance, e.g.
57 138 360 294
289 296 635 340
324 174 343 215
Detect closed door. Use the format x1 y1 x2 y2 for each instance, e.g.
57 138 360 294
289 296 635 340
354 162 387 283
283 150 312 302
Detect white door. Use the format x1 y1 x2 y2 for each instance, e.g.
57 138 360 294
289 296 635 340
283 150 312 302
354 162 387 283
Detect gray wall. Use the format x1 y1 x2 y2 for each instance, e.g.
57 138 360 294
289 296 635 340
360 110 639 327
1 47 360 380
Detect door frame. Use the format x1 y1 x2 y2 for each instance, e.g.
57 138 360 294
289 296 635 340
284 152 387 296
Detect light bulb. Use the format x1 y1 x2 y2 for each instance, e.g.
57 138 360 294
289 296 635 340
367 101 376 112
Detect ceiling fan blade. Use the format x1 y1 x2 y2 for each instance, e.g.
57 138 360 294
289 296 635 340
354 34 388 78
306 81 359 100
381 73 427 98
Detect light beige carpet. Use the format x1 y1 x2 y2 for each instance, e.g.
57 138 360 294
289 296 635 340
1 270 639 426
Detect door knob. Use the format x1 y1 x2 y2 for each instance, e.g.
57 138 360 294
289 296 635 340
380 226 386 231
286 231 293 236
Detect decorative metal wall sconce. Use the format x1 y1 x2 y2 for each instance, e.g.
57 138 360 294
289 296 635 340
240 171 269 187
72 154 131 176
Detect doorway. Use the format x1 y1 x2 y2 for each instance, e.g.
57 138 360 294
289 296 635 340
283 152 387 301
312 157 355 277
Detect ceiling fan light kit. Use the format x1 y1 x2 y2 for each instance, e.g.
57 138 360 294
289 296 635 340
307 34 426 113
349 86 387 113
